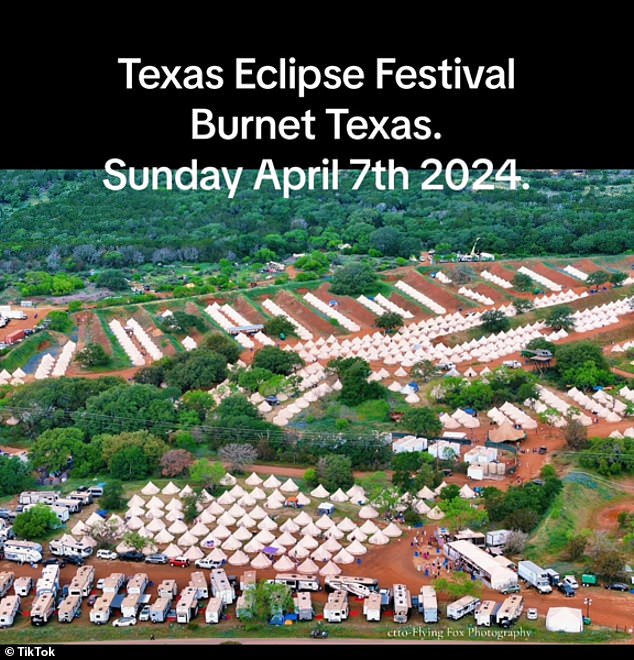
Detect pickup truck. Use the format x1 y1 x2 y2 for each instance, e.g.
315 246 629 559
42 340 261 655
502 360 522 369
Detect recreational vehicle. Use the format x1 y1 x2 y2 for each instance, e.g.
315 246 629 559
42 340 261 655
36 565 60 596
50 535 93 559
324 575 378 598
0 572 14 598
419 586 439 623
102 573 126 594
149 597 172 623
69 566 95 598
363 592 382 622
273 573 321 592
0 595 20 627
54 498 81 514
176 586 199 623
126 573 148 595
90 592 115 625
31 593 56 626
393 584 411 623
205 597 224 624
447 595 481 620
323 590 349 623
240 570 257 592
13 576 32 597
293 591 314 621
188 571 209 599
2 540 42 564
474 600 500 627
18 491 58 506
57 595 81 623
496 595 524 627
211 568 235 605
121 593 140 618
157 579 178 599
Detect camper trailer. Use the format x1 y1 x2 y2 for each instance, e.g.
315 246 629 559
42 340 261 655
211 568 235 605
273 573 321 592
293 591 314 621
68 491 93 507
121 593 141 619
90 593 115 625
363 592 382 622
13 576 32 597
205 597 224 624
447 595 481 620
149 597 172 623
69 566 95 598
102 573 126 594
157 579 178 599
419 586 439 623
393 584 412 623
235 593 251 620
176 586 199 624
188 571 209 599
50 535 93 559
50 505 70 523
323 590 349 623
0 572 15 598
0 595 20 628
31 593 56 626
19 491 59 506
2 540 42 564
496 595 524 628
36 565 60 596
474 600 500 627
54 498 81 514
58 594 82 623
126 573 148 595
240 570 257 592
324 575 378 598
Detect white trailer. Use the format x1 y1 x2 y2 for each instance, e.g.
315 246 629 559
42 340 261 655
58 594 82 623
149 597 172 623
363 592 382 622
324 590 349 623
205 597 224 624
50 535 93 558
496 595 524 627
474 600 500 626
102 573 126 594
419 586 439 623
293 591 314 621
324 575 378 598
211 568 235 605
68 491 93 506
90 593 115 625
447 595 481 620
240 570 257 592
0 306 27 320
157 579 178 599
13 576 32 597
69 566 95 598
50 505 70 523
273 573 321 592
0 595 20 627
0 572 14 598
126 573 148 595
518 560 552 594
36 565 60 596
393 584 411 623
486 530 511 548
121 593 140 618
31 592 56 626
176 586 199 623
52 498 81 514
188 571 209 599
2 540 43 564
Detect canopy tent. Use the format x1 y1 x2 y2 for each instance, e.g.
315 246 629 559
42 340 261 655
141 481 160 495
297 557 319 574
250 552 273 569
358 505 379 519
183 545 204 561
319 561 342 576
273 555 296 572
262 475 282 489
488 422 526 443
245 472 263 486
227 550 250 566
161 481 180 495
382 522 403 538
310 484 330 498
332 548 355 564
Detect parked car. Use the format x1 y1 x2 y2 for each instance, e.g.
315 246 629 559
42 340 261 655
169 556 190 568
526 608 538 620
195 557 223 570
96 579 105 590
119 550 145 562
145 553 168 565
563 575 579 590
112 617 137 627
96 549 118 560
43 557 66 568
501 584 521 595
65 555 86 566
605 582 629 592
557 582 576 597
87 594 98 606
138 605 151 622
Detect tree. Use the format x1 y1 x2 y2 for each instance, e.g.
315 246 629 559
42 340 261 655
439 484 461 500
375 312 404 333
402 408 442 437
252 346 303 375
95 269 128 290
13 504 59 539
76 343 111 368
480 310 510 333
555 341 614 390
238 367 275 393
30 427 85 474
303 468 318 487
512 298 534 314
564 417 589 450
0 455 35 496
317 454 353 491
579 437 634 475
369 226 411 257
100 431 168 473
504 508 539 532
330 261 377 295
609 271 627 287
328 357 386 406
218 443 257 473
546 306 574 332
88 518 124 548
123 531 154 553
452 264 474 285
165 350 228 392
263 316 296 338
512 273 534 292
586 270 609 286
503 530 528 554
439 496 488 531
563 534 588 561
434 573 483 599
181 493 201 524
242 581 294 622
180 390 215 421
410 360 437 383
189 458 225 490
110 445 150 480
160 449 194 477
202 333 242 363
100 479 125 511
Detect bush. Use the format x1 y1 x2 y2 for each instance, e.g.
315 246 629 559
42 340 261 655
304 468 318 487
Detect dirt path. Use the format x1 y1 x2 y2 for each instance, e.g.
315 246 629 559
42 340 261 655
273 290 339 337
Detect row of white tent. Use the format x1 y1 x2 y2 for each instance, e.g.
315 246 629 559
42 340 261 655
481 270 513 289
611 340 634 353
517 265 563 292
458 287 494 306
563 264 588 281
394 280 447 315
533 289 584 309
434 272 452 284
126 318 163 361
271 380 340 426
261 298 313 340
303 292 361 332
182 336 197 351
109 319 145 366
567 387 623 422
608 427 634 440
619 386 634 404
529 386 593 427
486 402 537 429
0 366 26 386
571 299 632 332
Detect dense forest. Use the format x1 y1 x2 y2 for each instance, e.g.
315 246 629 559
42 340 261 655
0 169 632 274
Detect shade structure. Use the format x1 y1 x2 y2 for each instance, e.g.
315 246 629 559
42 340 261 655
323 527 344 540
178 531 198 547
358 505 379 519
296 492 311 506
243 539 264 554
297 557 319 574
287 544 310 560
146 518 166 532
168 520 188 535
207 502 226 515
217 512 237 527
141 481 160 495
330 488 348 503
382 522 403 538
180 484 194 497
147 495 164 509
165 509 183 522
166 498 183 511
228 550 250 566
319 561 342 576
199 511 216 525
337 517 357 533
310 484 330 498
280 478 299 493
238 494 257 507
228 484 246 498
358 517 381 534
280 519 301 534
297 535 319 550
154 529 175 544
163 543 182 558
293 511 313 526
250 552 273 569
212 525 232 540
237 515 257 529
245 472 263 487
233 526 253 542
221 535 243 551
332 548 355 564
417 486 436 500
127 494 145 508
257 516 278 531
265 497 283 510
220 473 237 486
126 516 144 530
368 531 390 545
322 537 342 553
316 514 335 530
217 491 235 506
253 529 275 545
346 540 368 555
262 475 282 489
273 555 296 572
301 522 321 536
427 506 446 520
208 547 227 562
249 505 267 520
228 504 246 518
250 487 266 500
184 545 204 561
311 548 332 562
161 481 180 495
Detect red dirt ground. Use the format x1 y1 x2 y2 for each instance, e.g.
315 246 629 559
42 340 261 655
397 270 464 313
133 308 178 357
470 282 510 305
528 262 580 289
484 262 520 284
272 290 339 336
0 305 56 344
594 501 634 532
230 298 266 325
311 283 378 329
574 259 602 274
389 292 427 318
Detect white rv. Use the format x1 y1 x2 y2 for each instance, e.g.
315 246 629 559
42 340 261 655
36 565 60 597
323 590 349 623
393 584 411 624
149 597 172 623
205 597 224 624
157 578 178 599
102 573 126 594
58 594 82 623
18 491 59 506
176 586 199 623
121 593 141 619
211 569 235 605
69 566 95 598
419 586 439 624
188 571 209 599
363 592 382 622
13 576 32 597
90 592 115 625
126 573 148 595
497 595 524 627
31 593 56 626
273 573 321 592
2 540 43 564
447 595 481 620
0 572 15 598
0 595 20 627
474 600 500 627
293 591 313 621
50 535 93 559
